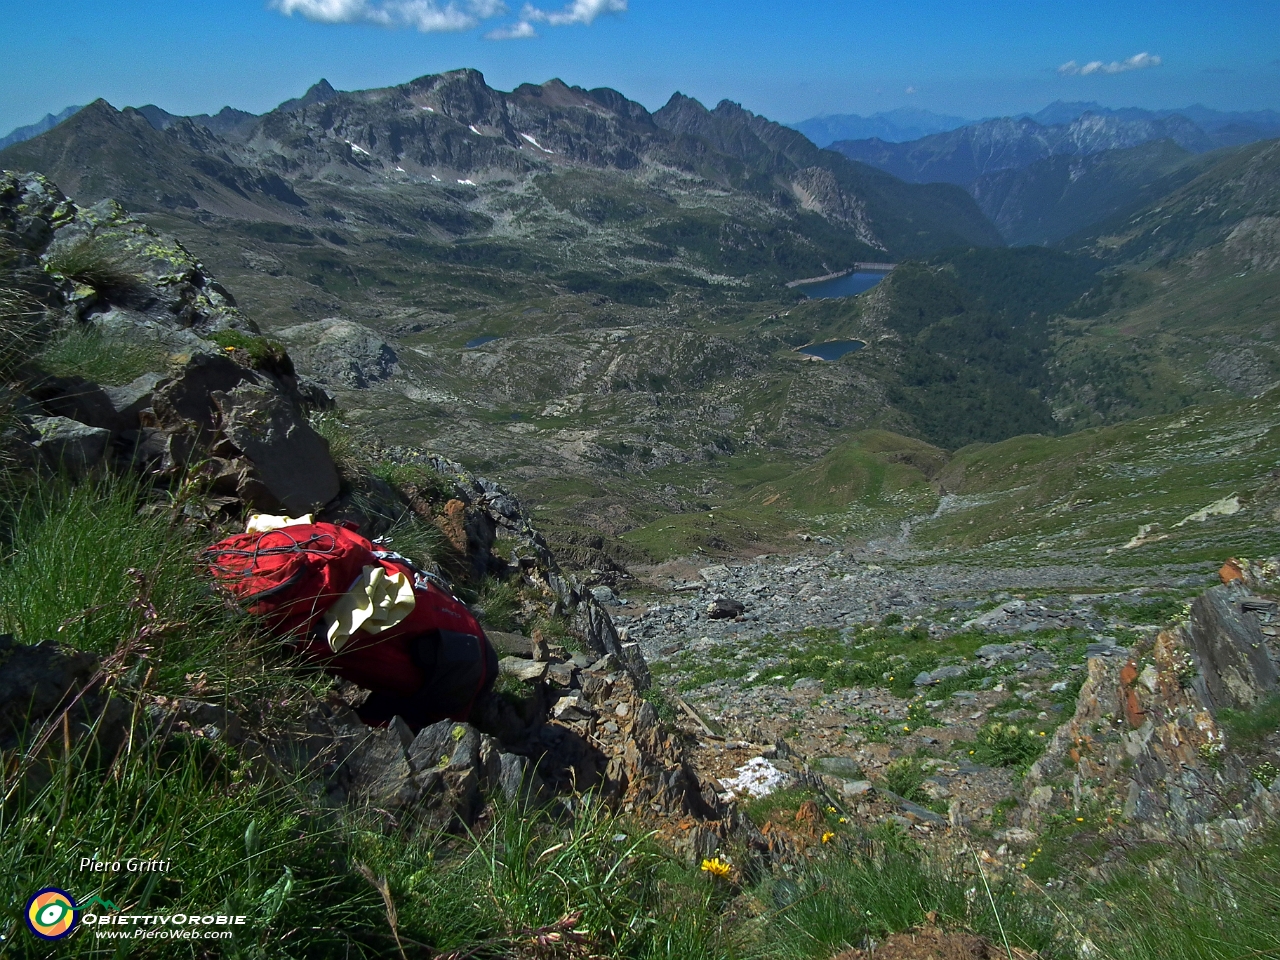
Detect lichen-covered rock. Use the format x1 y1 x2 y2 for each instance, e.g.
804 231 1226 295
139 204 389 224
0 171 257 337
27 414 111 475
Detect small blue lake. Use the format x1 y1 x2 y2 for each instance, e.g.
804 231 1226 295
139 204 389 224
798 270 889 299
464 335 501 349
797 340 865 361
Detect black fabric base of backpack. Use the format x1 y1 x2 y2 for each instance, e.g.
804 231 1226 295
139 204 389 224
357 629 499 731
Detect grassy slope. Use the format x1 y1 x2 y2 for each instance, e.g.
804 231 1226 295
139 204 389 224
1048 138 1280 428
624 383 1280 567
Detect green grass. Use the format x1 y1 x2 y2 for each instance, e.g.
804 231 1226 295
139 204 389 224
1085 829 1280 960
1093 592 1192 627
965 721 1050 770
745 831 1059 959
1219 695 1280 750
205 330 291 372
5 471 1280 959
473 576 524 633
912 385 1280 567
38 326 169 386
879 757 932 805
747 625 991 699
0 476 258 694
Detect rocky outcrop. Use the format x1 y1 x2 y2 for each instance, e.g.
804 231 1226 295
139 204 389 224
1025 582 1280 842
276 319 400 389
1 173 342 514
0 171 255 340
211 381 339 514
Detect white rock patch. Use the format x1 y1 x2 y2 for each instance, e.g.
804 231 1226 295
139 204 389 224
1175 495 1241 527
718 757 791 799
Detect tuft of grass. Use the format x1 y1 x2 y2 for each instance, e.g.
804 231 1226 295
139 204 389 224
206 329 293 374
967 721 1048 770
42 235 139 295
474 576 523 633
380 512 447 570
0 289 43 378
371 461 459 505
640 684 678 725
1219 695 1280 750
743 832 1059 959
1 719 373 958
880 757 930 804
1086 829 1280 960
37 325 168 386
309 414 367 482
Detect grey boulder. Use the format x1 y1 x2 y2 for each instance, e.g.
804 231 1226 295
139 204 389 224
212 383 339 515
27 415 110 475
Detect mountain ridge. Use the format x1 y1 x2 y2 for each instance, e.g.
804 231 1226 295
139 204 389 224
830 111 1216 188
0 105 83 150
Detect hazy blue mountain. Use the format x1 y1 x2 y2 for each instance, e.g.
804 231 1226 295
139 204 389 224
829 112 1215 188
1030 101 1280 146
790 108 970 147
0 105 82 150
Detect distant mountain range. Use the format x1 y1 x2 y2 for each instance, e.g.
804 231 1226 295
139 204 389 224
0 71 998 271
829 113 1222 187
1023 100 1280 140
812 101 1280 245
0 105 83 150
789 108 970 147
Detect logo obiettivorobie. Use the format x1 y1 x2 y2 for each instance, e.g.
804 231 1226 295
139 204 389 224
25 888 79 940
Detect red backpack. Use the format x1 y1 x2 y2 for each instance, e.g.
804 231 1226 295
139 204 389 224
204 522 378 641
204 522 497 726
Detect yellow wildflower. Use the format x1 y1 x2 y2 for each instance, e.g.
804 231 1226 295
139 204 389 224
822 831 835 843
701 858 731 878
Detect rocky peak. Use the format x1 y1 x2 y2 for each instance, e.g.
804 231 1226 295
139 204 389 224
278 78 339 114
651 91 714 135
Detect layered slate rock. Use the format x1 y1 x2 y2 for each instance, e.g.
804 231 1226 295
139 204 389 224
1186 584 1278 711
1025 582 1280 842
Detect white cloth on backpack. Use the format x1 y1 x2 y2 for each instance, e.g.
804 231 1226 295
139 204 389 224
324 565 416 652
245 513 314 534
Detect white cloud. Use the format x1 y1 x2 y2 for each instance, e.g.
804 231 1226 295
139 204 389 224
271 0 507 32
272 0 622 37
486 19 537 38
520 0 626 26
904 85 917 95
1058 51 1162 76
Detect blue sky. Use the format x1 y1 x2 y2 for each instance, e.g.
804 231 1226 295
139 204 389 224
1 0 1277 134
